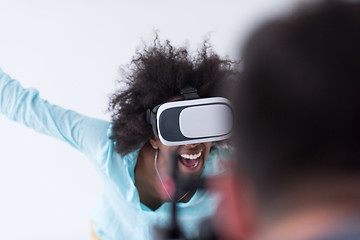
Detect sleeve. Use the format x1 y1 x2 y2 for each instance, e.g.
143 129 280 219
0 68 111 162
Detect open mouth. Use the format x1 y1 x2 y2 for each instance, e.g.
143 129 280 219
178 152 202 169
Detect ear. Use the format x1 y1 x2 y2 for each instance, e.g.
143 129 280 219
149 134 160 150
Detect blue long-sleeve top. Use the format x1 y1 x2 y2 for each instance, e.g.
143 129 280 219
0 68 224 240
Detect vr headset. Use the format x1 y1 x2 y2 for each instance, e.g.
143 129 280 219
146 87 233 146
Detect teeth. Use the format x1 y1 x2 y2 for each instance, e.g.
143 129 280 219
180 152 202 160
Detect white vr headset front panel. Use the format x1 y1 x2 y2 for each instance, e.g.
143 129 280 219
179 104 233 138
156 97 233 146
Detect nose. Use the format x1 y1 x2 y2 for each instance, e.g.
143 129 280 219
185 143 200 148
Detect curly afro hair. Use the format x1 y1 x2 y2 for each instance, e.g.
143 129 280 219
108 37 236 156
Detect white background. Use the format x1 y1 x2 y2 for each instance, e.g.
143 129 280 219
0 0 305 239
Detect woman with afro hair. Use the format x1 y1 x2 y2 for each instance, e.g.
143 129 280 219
0 38 235 240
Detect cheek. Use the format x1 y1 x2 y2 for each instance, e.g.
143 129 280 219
158 146 180 168
199 143 212 166
204 142 212 155
158 145 178 156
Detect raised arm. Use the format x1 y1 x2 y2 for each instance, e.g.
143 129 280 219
0 68 111 162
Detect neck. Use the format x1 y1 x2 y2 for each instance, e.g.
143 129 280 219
135 143 163 210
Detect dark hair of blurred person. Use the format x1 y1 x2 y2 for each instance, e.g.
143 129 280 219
226 1 360 240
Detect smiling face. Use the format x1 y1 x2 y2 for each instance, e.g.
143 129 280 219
147 95 213 201
150 96 211 176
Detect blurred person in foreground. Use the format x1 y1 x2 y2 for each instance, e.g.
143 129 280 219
214 1 360 240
